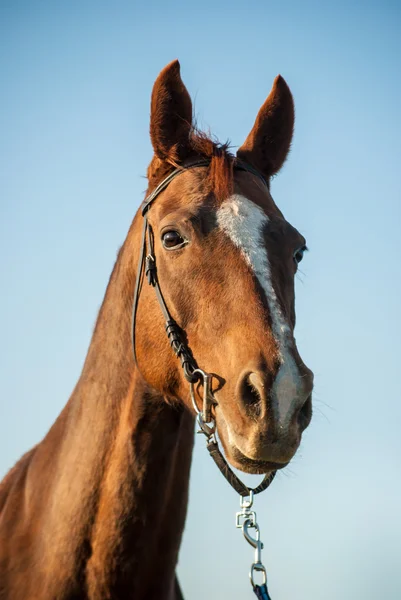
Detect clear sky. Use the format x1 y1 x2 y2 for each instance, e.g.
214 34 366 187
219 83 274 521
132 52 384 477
1 1 400 598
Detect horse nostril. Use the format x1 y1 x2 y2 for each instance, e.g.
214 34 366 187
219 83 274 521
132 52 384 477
298 394 312 430
239 373 263 418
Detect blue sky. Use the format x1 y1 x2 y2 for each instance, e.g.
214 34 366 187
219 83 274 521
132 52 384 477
1 1 400 598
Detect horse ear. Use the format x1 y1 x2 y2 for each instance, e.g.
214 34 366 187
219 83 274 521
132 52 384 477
237 75 294 178
150 60 193 163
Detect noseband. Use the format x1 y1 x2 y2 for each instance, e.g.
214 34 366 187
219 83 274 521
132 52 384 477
131 158 276 598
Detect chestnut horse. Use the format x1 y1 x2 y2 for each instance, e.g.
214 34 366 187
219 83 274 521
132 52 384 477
0 60 313 599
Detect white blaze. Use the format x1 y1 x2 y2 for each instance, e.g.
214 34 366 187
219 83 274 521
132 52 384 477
216 194 301 427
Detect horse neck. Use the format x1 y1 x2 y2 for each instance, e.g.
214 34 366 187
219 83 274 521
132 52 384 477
26 222 195 597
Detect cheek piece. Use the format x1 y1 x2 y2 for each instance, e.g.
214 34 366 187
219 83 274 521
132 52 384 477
131 157 275 598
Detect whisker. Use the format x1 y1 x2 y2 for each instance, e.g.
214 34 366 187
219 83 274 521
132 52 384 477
312 405 331 423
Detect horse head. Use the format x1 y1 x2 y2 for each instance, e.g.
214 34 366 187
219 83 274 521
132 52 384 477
133 60 313 475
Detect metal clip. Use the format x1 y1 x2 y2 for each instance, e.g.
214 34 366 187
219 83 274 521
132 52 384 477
243 519 264 567
235 494 269 590
243 519 268 588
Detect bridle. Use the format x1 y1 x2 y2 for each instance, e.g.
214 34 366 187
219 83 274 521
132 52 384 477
132 158 275 599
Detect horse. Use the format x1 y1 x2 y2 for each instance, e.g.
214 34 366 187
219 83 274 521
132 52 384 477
0 60 313 599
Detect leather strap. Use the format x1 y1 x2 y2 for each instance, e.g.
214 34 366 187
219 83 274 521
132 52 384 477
132 159 213 374
141 157 267 215
207 440 276 497
132 214 199 383
141 159 212 215
131 216 149 366
234 158 268 187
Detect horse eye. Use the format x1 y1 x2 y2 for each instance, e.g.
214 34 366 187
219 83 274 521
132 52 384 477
294 245 307 264
162 230 186 249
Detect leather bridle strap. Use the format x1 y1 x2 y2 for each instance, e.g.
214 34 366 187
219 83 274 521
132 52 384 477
131 212 200 383
131 159 211 383
207 440 276 496
141 158 211 215
131 216 149 366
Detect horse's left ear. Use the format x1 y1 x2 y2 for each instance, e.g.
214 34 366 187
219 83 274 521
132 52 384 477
150 60 193 163
237 75 294 178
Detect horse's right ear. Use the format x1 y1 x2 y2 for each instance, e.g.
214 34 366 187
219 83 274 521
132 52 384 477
237 75 294 178
150 60 193 163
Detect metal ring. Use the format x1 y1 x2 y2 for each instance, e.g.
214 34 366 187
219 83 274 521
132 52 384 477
250 563 267 588
190 381 216 439
189 369 213 415
191 367 210 380
190 381 201 415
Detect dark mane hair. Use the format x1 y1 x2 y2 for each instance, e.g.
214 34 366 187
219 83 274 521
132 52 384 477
147 127 234 200
190 129 234 200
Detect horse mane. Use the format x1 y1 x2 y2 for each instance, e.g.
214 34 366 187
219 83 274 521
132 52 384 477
147 127 234 201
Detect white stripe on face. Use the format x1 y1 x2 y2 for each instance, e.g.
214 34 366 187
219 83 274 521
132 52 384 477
216 194 302 427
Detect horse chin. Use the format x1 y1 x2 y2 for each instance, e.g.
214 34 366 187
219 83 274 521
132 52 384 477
215 415 289 476
226 444 288 476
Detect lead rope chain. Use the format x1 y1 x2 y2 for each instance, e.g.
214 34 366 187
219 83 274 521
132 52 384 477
132 159 275 598
236 493 272 600
190 378 273 599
